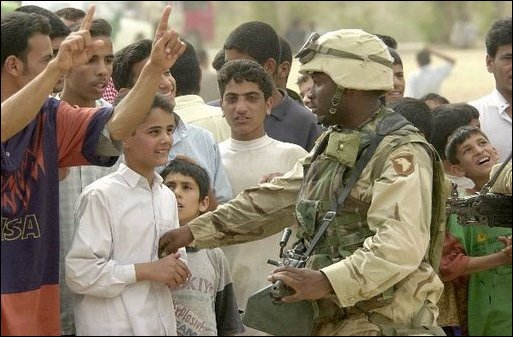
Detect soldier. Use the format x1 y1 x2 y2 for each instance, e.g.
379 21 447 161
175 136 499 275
159 29 446 335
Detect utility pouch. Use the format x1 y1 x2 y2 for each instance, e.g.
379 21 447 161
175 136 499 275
242 284 315 336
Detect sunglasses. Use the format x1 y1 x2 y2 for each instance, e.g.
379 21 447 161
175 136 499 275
295 32 393 69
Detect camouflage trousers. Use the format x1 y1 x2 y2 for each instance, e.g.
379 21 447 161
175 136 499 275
314 313 380 336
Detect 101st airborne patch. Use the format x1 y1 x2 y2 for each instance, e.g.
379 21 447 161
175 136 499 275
391 153 414 176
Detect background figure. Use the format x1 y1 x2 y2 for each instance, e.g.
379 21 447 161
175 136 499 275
54 7 85 27
223 20 321 151
405 46 456 99
388 97 433 139
374 33 398 49
296 73 314 110
383 48 405 105
277 36 304 105
421 92 450 110
160 157 245 336
197 47 220 102
170 40 231 143
468 17 512 163
15 5 71 94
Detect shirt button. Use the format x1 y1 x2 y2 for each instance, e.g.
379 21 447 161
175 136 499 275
6 152 10 157
338 143 344 151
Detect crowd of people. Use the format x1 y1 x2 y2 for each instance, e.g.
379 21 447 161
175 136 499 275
1 3 511 336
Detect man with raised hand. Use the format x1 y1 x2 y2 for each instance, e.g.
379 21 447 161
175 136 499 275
1 5 185 335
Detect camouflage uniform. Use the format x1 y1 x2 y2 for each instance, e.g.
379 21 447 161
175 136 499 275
490 161 512 194
187 107 443 335
185 29 444 336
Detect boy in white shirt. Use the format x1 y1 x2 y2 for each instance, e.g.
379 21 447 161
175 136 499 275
66 94 190 335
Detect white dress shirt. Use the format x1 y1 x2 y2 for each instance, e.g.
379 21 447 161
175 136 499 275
469 89 512 162
66 163 186 335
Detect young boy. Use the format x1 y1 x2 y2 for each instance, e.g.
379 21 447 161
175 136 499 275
159 156 245 336
441 125 512 336
65 94 190 335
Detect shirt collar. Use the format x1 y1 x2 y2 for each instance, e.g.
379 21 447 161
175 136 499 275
491 88 510 114
117 162 163 189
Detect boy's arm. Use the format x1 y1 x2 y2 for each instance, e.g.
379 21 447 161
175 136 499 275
135 252 190 289
106 6 185 141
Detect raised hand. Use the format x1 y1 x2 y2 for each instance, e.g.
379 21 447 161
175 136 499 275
53 5 104 73
149 6 186 71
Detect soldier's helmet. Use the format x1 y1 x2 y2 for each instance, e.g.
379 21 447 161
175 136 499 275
296 29 394 91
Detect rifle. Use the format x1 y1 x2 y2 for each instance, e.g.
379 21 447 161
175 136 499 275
446 152 512 228
242 228 314 336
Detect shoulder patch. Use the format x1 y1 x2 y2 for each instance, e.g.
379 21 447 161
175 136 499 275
390 153 414 176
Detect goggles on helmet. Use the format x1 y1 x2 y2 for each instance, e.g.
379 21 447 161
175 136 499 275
295 32 393 69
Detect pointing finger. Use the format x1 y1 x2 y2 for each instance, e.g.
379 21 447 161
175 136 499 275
80 4 95 31
156 6 172 37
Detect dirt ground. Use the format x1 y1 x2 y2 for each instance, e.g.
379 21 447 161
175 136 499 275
288 47 496 104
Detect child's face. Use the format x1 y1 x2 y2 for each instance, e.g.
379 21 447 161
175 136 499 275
124 108 175 176
163 172 209 225
453 132 500 182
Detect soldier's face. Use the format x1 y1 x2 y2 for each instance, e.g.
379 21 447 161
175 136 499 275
308 72 340 126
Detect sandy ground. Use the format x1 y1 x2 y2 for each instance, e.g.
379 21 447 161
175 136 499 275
287 47 496 104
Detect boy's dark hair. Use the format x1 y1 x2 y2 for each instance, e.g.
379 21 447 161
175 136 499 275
170 39 201 96
113 91 174 116
375 33 398 49
218 59 273 100
430 103 480 159
112 39 152 90
389 98 433 139
159 156 211 201
224 21 280 66
1 11 51 66
420 92 450 105
445 125 489 164
113 92 175 136
211 49 225 72
70 19 111 38
15 5 70 40
54 7 86 22
485 17 512 58
388 47 402 66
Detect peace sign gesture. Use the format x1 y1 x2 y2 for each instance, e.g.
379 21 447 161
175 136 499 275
148 6 186 71
54 5 103 72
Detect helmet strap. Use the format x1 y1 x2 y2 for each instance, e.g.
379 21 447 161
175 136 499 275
329 86 344 115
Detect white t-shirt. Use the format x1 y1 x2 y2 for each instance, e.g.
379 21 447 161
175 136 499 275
219 135 308 335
